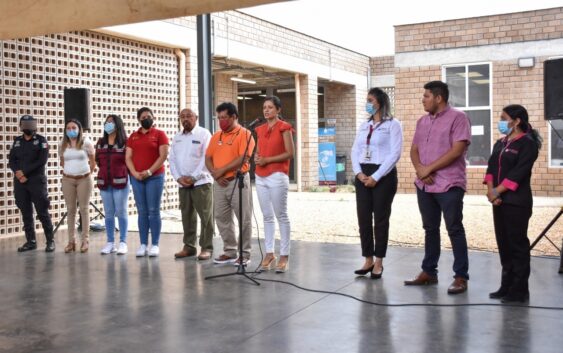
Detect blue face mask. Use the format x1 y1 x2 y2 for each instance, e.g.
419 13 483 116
497 120 512 135
104 122 115 134
366 102 377 116
66 129 79 139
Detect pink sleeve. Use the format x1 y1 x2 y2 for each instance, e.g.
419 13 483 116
483 174 493 184
451 112 471 145
501 178 519 191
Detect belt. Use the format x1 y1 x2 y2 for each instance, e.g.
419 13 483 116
63 172 90 179
186 183 211 189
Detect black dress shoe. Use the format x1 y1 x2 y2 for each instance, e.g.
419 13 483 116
45 241 56 253
354 265 374 275
17 242 37 252
370 266 384 279
489 287 509 299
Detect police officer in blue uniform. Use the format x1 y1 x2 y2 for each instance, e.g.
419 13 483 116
8 115 55 252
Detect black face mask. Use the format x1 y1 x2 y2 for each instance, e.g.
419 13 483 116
23 129 35 136
141 118 153 130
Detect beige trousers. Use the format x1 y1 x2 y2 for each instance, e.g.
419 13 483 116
213 174 252 259
62 176 93 243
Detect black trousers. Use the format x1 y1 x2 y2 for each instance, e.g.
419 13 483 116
355 165 397 258
492 203 532 296
14 177 54 243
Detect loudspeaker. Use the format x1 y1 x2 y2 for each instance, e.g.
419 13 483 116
64 88 91 130
544 58 563 120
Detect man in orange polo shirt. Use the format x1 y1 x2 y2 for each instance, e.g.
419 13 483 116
206 102 255 266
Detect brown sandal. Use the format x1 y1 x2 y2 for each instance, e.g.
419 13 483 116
276 256 289 273
80 241 89 253
259 254 277 272
64 242 76 253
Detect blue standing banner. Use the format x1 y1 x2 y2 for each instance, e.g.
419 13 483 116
318 127 336 184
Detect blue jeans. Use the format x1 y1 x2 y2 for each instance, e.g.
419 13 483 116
130 174 164 246
416 186 469 279
100 185 130 243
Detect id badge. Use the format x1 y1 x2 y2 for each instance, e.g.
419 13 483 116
363 148 371 161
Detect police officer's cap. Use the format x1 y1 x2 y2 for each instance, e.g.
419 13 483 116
20 115 36 122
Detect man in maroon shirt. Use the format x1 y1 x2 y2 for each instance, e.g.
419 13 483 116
405 81 472 295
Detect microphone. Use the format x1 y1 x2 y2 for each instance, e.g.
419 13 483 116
247 117 266 129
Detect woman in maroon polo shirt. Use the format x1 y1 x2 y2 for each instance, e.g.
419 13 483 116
96 114 130 255
125 107 169 258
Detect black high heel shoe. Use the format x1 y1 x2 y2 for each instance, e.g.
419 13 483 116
489 286 509 299
370 266 384 279
354 265 374 275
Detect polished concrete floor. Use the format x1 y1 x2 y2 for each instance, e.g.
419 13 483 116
1 233 562 353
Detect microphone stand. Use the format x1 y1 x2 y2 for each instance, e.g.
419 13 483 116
206 123 260 285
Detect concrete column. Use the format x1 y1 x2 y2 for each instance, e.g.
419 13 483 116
297 74 319 190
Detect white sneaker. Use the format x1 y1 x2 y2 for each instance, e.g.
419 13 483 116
148 245 160 257
100 242 115 255
136 244 148 257
116 242 128 255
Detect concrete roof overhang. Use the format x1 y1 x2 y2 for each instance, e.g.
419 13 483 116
0 0 285 40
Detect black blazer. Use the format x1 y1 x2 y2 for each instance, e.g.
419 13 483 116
485 133 539 208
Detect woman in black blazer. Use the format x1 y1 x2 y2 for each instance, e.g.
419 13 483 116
484 104 542 304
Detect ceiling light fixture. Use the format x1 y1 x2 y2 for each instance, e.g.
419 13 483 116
231 77 256 84
238 90 262 95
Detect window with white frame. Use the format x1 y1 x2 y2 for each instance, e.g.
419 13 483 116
549 120 563 167
443 63 492 166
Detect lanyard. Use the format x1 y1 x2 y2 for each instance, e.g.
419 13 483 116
219 127 241 145
365 121 385 146
366 125 374 145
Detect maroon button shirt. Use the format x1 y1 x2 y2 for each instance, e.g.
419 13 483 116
412 106 471 193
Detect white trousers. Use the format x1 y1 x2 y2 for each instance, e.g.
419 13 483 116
255 172 291 256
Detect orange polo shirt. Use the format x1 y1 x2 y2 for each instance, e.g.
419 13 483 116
206 126 255 179
255 120 294 177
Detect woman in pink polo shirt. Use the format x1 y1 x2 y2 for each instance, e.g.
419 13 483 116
125 107 169 257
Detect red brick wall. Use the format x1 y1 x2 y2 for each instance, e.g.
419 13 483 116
370 56 395 76
396 7 563 53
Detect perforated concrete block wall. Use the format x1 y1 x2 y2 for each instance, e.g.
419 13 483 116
1 31 181 237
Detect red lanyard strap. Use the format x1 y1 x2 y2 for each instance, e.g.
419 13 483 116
366 125 374 145
366 121 385 146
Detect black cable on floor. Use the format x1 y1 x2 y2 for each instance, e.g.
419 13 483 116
249 276 563 311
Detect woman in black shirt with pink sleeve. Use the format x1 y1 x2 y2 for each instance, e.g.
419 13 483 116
484 104 542 304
